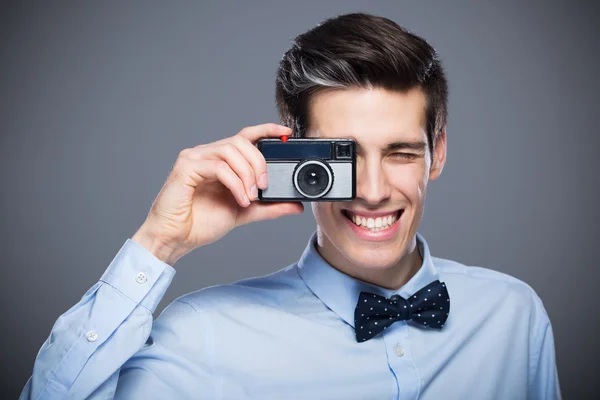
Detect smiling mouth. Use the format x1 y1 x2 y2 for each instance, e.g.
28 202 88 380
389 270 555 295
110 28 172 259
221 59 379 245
341 209 403 232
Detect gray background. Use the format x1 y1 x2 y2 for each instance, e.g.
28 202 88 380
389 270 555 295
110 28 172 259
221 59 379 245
1 0 598 398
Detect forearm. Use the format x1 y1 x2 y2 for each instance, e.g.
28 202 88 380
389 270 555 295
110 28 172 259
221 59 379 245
20 239 175 399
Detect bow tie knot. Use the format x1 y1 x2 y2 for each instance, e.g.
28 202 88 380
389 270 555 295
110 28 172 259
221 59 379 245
389 295 412 319
354 280 450 342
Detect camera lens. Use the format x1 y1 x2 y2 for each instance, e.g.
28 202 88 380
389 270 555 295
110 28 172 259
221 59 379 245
293 160 333 198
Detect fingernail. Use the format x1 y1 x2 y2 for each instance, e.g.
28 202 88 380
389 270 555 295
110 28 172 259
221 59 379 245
258 173 268 188
250 185 258 199
243 194 250 206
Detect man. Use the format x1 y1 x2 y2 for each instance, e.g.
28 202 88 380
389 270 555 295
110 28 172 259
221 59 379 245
20 12 561 399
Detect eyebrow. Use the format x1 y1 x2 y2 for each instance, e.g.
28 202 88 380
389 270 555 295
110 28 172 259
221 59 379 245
354 139 427 153
384 141 427 152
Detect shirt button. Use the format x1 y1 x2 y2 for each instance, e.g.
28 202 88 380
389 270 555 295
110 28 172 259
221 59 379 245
395 345 405 357
86 330 99 342
135 272 148 284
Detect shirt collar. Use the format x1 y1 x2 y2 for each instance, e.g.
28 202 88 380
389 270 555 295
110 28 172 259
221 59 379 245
297 231 440 328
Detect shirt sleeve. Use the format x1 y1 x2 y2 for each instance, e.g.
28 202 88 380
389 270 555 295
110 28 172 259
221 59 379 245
19 238 176 400
528 311 562 399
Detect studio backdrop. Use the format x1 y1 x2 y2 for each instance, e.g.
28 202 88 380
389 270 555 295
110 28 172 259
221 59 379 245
1 0 598 398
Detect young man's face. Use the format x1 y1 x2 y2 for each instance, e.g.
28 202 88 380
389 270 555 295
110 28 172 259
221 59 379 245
307 87 446 273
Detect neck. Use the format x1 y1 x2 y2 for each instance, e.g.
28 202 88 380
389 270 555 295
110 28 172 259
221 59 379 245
315 232 423 291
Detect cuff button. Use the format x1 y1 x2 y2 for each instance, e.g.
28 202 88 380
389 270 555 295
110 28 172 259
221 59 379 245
135 272 148 284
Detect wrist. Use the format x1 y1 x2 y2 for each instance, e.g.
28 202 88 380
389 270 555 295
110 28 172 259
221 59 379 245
131 226 180 267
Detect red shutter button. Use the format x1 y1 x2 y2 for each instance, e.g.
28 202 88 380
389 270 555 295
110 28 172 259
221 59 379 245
280 135 289 142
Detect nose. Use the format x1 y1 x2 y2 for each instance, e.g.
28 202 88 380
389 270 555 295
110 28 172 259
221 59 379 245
356 156 391 205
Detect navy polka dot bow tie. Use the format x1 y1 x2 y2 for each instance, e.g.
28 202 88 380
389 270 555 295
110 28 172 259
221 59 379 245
354 280 450 342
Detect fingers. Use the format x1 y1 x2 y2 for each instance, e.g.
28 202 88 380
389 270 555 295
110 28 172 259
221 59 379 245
236 201 304 226
190 135 270 192
229 136 269 189
179 123 291 207
181 158 251 207
213 143 259 200
190 142 260 201
237 123 292 143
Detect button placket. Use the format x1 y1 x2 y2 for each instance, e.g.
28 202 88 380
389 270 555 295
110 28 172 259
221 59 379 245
86 330 98 342
395 344 405 357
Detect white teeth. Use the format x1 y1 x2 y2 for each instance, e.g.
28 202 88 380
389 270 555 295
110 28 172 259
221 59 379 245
347 211 399 231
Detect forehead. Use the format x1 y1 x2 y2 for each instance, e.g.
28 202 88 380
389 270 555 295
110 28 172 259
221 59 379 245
306 87 427 144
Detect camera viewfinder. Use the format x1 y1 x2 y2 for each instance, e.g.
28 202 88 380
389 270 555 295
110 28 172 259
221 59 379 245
335 142 352 159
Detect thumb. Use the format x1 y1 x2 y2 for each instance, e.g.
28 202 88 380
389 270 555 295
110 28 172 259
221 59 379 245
236 201 305 226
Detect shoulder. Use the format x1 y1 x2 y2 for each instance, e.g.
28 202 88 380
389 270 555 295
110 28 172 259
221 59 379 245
171 262 305 314
433 256 550 324
152 263 304 339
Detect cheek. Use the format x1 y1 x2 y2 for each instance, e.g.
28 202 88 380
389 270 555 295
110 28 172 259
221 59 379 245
311 202 336 225
386 164 427 202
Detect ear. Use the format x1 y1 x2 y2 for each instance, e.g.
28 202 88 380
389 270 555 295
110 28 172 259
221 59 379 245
429 129 447 181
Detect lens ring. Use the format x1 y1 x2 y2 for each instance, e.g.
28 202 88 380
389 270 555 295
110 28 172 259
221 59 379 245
293 160 334 199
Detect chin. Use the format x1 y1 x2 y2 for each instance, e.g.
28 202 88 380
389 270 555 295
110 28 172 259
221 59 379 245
314 202 414 271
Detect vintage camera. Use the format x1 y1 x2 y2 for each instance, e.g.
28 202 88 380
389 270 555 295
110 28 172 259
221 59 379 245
257 138 356 201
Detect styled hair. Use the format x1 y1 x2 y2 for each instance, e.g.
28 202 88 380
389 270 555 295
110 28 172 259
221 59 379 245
275 12 448 156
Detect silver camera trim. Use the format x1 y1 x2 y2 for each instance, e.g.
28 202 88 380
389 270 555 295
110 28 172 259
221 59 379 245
292 159 334 199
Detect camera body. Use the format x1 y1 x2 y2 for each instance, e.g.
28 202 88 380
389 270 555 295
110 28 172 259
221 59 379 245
257 138 356 201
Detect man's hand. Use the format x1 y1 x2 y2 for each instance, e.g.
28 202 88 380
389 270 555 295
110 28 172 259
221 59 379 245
132 123 304 266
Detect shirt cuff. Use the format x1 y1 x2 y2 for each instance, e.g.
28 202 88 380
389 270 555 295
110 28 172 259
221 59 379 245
100 238 176 312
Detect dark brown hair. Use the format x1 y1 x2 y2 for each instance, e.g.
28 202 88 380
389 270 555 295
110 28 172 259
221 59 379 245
275 12 448 156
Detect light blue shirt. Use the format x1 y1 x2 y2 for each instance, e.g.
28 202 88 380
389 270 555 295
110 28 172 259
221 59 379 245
20 232 561 399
